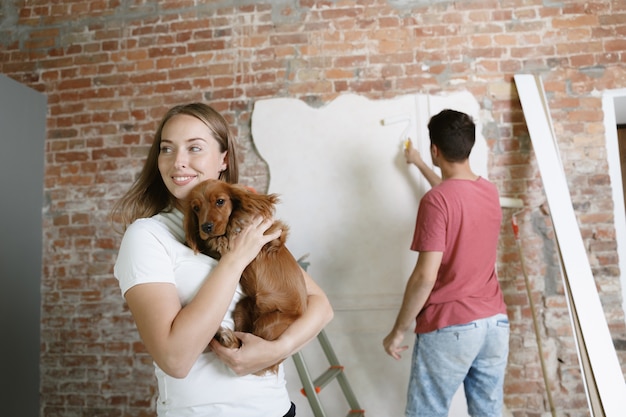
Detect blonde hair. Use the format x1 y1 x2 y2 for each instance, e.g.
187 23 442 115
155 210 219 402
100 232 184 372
111 103 239 231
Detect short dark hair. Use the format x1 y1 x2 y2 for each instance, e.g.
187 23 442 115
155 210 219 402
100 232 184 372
428 109 475 162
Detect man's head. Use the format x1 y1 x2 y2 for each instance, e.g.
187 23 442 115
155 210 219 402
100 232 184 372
428 109 475 163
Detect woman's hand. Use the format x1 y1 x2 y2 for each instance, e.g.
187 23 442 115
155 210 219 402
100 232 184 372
224 216 281 268
210 268 334 376
209 331 285 376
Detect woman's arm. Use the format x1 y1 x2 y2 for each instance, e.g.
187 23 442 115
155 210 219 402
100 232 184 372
210 268 334 376
124 217 280 378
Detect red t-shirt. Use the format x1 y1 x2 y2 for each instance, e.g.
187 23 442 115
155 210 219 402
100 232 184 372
411 177 506 333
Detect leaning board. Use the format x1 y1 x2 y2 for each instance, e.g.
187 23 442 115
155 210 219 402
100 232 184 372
514 73 626 416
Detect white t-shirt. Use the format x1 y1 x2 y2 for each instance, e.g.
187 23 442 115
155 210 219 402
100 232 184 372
114 209 291 417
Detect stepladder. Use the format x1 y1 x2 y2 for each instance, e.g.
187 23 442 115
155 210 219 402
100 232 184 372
291 329 365 417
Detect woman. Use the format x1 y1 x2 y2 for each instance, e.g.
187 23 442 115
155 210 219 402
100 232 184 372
112 102 333 417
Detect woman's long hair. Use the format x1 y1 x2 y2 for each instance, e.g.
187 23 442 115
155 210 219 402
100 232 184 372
111 103 239 231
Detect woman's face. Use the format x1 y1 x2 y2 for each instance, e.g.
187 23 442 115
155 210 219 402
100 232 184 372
158 114 227 206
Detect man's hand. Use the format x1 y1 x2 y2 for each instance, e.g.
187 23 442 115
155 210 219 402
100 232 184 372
383 329 409 360
404 139 423 166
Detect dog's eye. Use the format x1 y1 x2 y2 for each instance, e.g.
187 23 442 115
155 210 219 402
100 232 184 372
192 204 200 212
216 198 225 207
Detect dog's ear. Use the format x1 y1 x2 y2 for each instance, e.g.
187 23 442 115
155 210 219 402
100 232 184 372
229 185 278 219
183 196 202 253
267 193 280 206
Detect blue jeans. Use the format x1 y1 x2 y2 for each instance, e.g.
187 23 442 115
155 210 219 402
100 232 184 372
406 314 509 417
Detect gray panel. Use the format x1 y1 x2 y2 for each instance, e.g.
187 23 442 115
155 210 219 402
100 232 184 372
0 74 47 416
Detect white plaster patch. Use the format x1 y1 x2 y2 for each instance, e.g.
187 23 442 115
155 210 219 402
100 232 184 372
251 92 486 417
251 92 486 299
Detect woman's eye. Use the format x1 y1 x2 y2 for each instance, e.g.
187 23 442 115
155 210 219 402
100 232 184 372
190 145 202 152
160 146 172 154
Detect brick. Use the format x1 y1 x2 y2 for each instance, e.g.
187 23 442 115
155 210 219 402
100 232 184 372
552 14 599 28
269 33 308 45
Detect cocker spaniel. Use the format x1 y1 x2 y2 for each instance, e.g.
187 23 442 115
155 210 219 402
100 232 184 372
184 179 307 374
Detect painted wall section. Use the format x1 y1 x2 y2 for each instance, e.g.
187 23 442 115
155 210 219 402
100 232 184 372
251 92 489 417
252 92 487 299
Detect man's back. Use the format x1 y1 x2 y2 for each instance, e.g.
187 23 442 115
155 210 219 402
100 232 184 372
411 177 505 333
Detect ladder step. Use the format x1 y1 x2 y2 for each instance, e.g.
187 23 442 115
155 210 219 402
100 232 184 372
300 365 344 396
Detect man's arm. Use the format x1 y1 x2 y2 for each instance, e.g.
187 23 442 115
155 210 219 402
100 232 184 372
383 250 443 360
405 140 442 188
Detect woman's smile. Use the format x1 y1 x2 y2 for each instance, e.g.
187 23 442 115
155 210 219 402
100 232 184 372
158 114 227 202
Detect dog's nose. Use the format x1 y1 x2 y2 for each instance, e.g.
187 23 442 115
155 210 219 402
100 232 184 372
201 222 214 234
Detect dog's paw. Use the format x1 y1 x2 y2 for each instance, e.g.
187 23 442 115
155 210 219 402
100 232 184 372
214 327 241 349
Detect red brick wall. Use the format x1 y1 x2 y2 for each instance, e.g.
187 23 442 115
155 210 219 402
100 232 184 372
1 1 625 416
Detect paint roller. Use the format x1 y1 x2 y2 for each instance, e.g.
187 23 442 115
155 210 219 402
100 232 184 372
499 197 524 209
380 114 412 149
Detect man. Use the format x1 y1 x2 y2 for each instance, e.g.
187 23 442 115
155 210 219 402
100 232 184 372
383 109 509 417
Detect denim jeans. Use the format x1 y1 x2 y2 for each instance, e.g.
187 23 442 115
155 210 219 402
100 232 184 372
406 313 509 417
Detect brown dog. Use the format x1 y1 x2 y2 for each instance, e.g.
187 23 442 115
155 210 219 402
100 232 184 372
184 179 307 374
